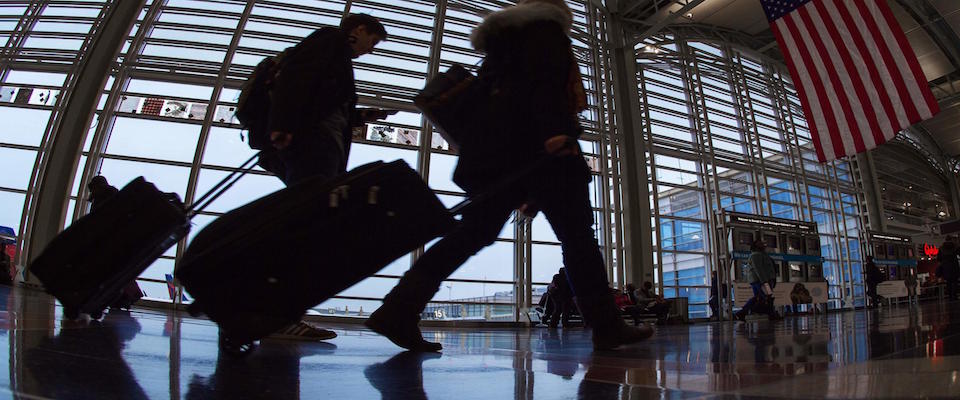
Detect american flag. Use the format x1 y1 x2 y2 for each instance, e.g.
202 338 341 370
761 0 939 162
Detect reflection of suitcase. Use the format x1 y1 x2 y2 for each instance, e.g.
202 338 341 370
29 155 259 320
177 160 458 349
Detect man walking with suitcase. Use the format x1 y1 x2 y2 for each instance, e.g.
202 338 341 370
258 13 390 341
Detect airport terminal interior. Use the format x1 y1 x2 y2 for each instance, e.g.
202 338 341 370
1 0 960 398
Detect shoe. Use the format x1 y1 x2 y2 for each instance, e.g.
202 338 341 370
267 321 337 341
577 293 653 350
365 305 442 352
734 311 746 322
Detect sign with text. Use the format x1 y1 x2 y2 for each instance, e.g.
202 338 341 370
733 281 829 306
877 281 909 299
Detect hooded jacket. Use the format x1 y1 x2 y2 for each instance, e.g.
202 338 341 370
453 2 585 191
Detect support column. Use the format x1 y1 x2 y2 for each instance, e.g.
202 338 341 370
23 0 144 270
606 13 654 287
856 152 887 232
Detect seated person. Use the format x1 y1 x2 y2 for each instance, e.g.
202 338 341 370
635 282 671 324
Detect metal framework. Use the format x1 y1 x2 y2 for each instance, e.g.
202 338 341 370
0 0 882 321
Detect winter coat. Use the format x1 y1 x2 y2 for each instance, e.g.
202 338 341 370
865 261 884 285
746 251 777 284
453 2 585 192
268 27 358 154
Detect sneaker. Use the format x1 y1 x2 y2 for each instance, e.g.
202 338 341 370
267 321 337 341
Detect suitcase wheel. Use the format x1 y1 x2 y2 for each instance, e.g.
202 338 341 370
89 309 104 320
64 307 80 320
219 331 255 357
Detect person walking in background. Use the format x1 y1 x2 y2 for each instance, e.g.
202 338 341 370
546 267 574 328
735 239 780 321
865 255 884 308
365 0 653 352
87 175 119 212
938 240 959 300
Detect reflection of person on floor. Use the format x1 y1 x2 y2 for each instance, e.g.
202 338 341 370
364 351 441 400
25 310 148 399
186 340 336 399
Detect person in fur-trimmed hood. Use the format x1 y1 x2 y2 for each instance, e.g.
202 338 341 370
366 0 654 352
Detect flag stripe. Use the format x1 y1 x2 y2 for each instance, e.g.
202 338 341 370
853 0 922 125
772 21 828 162
830 0 896 146
803 3 868 153
842 0 911 132
789 10 853 158
868 1 929 120
874 0 940 118
815 0 881 150
782 16 844 161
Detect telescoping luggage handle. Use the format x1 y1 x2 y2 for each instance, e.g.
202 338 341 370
448 154 552 216
187 152 261 218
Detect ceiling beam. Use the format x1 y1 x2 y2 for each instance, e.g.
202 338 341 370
628 0 706 46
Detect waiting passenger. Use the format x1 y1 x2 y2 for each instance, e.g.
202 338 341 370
365 0 653 351
636 281 670 324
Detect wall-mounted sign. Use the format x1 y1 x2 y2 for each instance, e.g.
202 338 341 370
868 231 912 243
924 243 939 258
725 212 818 232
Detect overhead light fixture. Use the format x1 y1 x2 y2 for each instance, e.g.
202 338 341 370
939 211 948 218
685 12 693 18
644 45 660 54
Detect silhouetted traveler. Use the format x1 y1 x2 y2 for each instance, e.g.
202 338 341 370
938 241 959 300
546 267 574 328
259 14 391 342
865 256 884 307
87 175 118 212
366 0 652 351
735 239 779 321
260 13 393 186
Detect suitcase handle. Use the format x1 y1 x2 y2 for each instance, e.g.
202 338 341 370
448 154 552 216
187 152 261 217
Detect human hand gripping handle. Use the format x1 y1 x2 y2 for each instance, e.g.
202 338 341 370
544 135 578 156
270 131 293 150
360 108 399 123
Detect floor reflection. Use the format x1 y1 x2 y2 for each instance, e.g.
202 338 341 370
0 284 958 399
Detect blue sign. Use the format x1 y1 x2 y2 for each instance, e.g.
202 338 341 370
732 250 824 263
874 259 918 267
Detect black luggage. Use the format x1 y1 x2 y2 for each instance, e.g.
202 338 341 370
177 160 458 349
29 154 260 320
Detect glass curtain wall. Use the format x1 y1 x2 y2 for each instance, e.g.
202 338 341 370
0 0 109 262
3 0 612 321
628 37 866 316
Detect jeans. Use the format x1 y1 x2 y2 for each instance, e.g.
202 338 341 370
740 279 776 316
401 156 609 301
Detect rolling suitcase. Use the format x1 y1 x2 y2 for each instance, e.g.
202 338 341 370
29 153 261 320
177 160 458 351
177 157 549 354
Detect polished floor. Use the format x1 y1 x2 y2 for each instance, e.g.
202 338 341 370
1 286 959 399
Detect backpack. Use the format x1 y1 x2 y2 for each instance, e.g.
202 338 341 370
236 51 288 150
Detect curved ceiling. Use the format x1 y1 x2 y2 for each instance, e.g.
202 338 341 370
611 0 960 158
